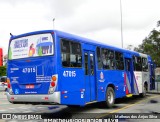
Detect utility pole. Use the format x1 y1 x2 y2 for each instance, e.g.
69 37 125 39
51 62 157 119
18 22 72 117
120 0 123 48
53 18 55 29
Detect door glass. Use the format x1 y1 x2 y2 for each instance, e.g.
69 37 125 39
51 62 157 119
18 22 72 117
90 54 94 75
85 53 88 75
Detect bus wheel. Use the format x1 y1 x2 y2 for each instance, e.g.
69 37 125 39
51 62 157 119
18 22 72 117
105 87 115 108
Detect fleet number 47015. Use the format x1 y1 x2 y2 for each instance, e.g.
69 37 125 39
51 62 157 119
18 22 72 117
22 67 36 73
63 71 76 77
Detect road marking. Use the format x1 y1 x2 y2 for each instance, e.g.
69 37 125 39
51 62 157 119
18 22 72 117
96 95 160 118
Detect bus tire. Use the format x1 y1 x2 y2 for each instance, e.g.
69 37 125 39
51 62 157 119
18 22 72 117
105 87 115 108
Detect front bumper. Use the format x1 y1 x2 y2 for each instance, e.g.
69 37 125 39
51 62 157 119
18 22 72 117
6 92 61 104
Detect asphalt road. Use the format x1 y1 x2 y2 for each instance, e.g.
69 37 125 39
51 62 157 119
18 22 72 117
0 92 160 122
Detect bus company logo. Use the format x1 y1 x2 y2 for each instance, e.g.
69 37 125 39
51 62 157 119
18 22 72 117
99 72 105 82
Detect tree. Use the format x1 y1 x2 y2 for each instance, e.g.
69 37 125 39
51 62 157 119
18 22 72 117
0 66 6 76
134 24 160 66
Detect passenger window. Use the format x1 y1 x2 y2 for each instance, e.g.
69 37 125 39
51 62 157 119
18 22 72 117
70 42 82 67
133 56 142 71
96 47 103 69
61 39 82 68
71 42 81 54
61 40 70 53
115 52 124 70
61 40 70 67
142 58 148 72
102 48 115 70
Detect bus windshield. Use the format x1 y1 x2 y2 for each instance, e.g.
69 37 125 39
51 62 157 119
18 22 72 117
8 33 54 60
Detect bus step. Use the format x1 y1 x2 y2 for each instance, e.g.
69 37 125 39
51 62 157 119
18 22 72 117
126 94 133 97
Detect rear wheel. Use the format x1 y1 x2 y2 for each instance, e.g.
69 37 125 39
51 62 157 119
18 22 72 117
105 87 115 108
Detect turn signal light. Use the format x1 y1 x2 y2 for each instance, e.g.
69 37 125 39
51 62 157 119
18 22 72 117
7 78 10 84
7 78 11 88
52 76 57 81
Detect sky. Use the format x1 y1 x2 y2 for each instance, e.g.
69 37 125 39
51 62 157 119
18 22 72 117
0 0 160 55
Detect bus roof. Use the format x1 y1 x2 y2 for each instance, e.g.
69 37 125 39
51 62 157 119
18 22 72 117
55 30 142 56
10 29 148 57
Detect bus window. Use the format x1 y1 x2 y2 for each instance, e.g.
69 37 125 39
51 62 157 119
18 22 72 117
133 56 142 71
61 39 82 68
61 40 70 53
115 52 124 70
71 42 82 67
90 54 94 75
61 40 70 67
102 48 114 70
142 58 148 72
96 47 102 69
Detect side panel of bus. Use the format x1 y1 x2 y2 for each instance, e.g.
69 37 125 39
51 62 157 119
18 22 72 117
57 36 86 105
96 48 127 101
97 70 126 100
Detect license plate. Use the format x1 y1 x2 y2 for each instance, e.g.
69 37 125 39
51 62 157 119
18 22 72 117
26 84 34 89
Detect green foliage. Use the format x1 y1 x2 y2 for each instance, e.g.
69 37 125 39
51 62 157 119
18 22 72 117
0 66 6 76
134 25 160 66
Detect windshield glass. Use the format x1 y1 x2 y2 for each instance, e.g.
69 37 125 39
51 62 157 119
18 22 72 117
8 33 54 60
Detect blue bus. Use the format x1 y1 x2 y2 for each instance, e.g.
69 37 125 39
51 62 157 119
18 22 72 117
6 30 155 107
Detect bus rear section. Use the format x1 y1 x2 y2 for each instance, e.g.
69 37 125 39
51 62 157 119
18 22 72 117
7 32 60 104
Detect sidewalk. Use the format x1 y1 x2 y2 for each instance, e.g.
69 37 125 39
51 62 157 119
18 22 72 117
147 82 160 94
147 90 160 94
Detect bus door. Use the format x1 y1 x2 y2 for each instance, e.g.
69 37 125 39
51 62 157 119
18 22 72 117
84 51 96 102
124 58 132 94
150 63 155 90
